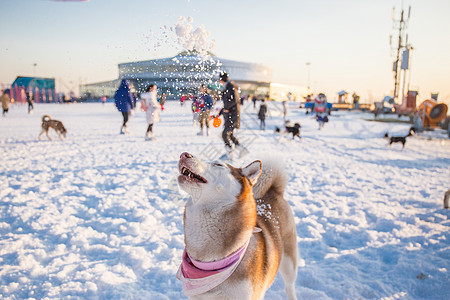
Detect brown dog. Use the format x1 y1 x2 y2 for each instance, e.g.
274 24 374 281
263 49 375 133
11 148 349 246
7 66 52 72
39 115 67 140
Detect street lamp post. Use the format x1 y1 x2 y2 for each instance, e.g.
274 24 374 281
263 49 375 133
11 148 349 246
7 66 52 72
306 62 311 95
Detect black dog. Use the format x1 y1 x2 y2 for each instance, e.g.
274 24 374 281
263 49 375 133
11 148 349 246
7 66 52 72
275 122 301 141
316 115 329 130
384 127 416 149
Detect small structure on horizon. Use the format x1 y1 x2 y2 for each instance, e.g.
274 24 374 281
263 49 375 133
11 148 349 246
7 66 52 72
337 90 348 104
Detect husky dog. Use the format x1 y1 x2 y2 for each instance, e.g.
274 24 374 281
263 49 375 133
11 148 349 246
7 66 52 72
39 115 67 140
384 127 416 149
176 152 298 299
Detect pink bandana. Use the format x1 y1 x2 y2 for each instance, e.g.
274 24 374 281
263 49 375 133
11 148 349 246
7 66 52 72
176 239 250 296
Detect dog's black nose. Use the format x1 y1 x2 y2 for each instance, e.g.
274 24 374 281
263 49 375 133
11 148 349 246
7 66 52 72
181 152 192 159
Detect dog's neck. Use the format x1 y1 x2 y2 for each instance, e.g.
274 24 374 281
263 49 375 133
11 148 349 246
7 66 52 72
183 179 256 262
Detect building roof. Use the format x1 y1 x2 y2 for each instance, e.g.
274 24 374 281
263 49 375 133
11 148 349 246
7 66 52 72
118 53 272 83
12 76 55 89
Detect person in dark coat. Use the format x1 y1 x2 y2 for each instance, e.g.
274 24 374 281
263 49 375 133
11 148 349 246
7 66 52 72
1 89 10 117
114 79 135 134
216 72 248 160
258 98 267 130
252 95 257 108
26 90 34 114
197 84 214 136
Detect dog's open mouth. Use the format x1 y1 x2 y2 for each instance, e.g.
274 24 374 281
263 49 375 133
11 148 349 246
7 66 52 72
180 166 207 183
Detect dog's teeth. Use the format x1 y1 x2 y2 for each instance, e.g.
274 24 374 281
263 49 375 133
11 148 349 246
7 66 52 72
182 167 189 176
181 166 205 183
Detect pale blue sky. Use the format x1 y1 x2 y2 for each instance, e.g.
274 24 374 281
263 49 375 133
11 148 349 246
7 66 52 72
1 0 449 103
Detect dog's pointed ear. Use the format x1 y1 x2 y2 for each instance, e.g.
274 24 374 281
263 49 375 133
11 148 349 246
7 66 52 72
242 160 262 186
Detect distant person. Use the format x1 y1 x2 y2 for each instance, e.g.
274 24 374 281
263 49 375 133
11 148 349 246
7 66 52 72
215 72 248 160
140 84 160 141
304 94 312 113
258 98 267 130
69 91 76 103
240 94 246 105
352 92 360 109
314 93 329 130
252 95 257 108
197 84 214 136
26 90 34 114
282 92 290 121
314 93 327 116
1 89 10 117
131 92 137 110
180 94 187 106
191 96 200 126
114 79 135 135
159 92 167 110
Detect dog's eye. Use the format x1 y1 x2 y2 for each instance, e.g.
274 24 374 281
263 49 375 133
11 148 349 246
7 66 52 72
212 163 224 168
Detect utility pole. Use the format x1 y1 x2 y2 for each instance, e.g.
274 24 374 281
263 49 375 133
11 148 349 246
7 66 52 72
392 9 403 101
391 5 411 103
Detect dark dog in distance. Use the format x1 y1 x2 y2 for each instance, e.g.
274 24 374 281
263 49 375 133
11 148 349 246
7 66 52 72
384 127 416 149
316 115 329 130
275 121 301 141
39 115 67 140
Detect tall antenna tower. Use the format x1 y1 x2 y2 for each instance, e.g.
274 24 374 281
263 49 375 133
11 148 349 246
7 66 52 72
390 4 412 103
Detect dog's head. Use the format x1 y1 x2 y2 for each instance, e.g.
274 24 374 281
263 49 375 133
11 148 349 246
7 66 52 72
294 123 301 129
408 127 416 137
177 152 262 204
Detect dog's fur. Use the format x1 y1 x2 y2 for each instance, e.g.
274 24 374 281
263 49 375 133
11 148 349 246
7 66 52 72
384 127 416 149
39 115 67 140
275 122 301 141
177 152 298 299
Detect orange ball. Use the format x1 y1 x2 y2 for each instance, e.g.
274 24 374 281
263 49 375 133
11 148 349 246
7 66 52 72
213 117 222 128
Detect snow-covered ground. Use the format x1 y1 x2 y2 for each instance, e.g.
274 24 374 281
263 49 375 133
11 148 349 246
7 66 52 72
1 101 449 299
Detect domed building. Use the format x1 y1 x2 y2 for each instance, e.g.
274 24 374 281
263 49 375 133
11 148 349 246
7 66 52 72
80 52 272 100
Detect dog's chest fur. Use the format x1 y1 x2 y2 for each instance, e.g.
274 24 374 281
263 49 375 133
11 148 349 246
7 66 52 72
184 199 255 262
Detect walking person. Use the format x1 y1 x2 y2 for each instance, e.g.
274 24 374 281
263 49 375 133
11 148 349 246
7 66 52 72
258 98 267 130
140 84 160 141
197 84 214 136
114 79 135 135
314 93 329 130
180 94 187 106
1 89 10 117
159 92 167 110
26 90 34 114
191 96 200 126
282 92 291 122
216 72 248 160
